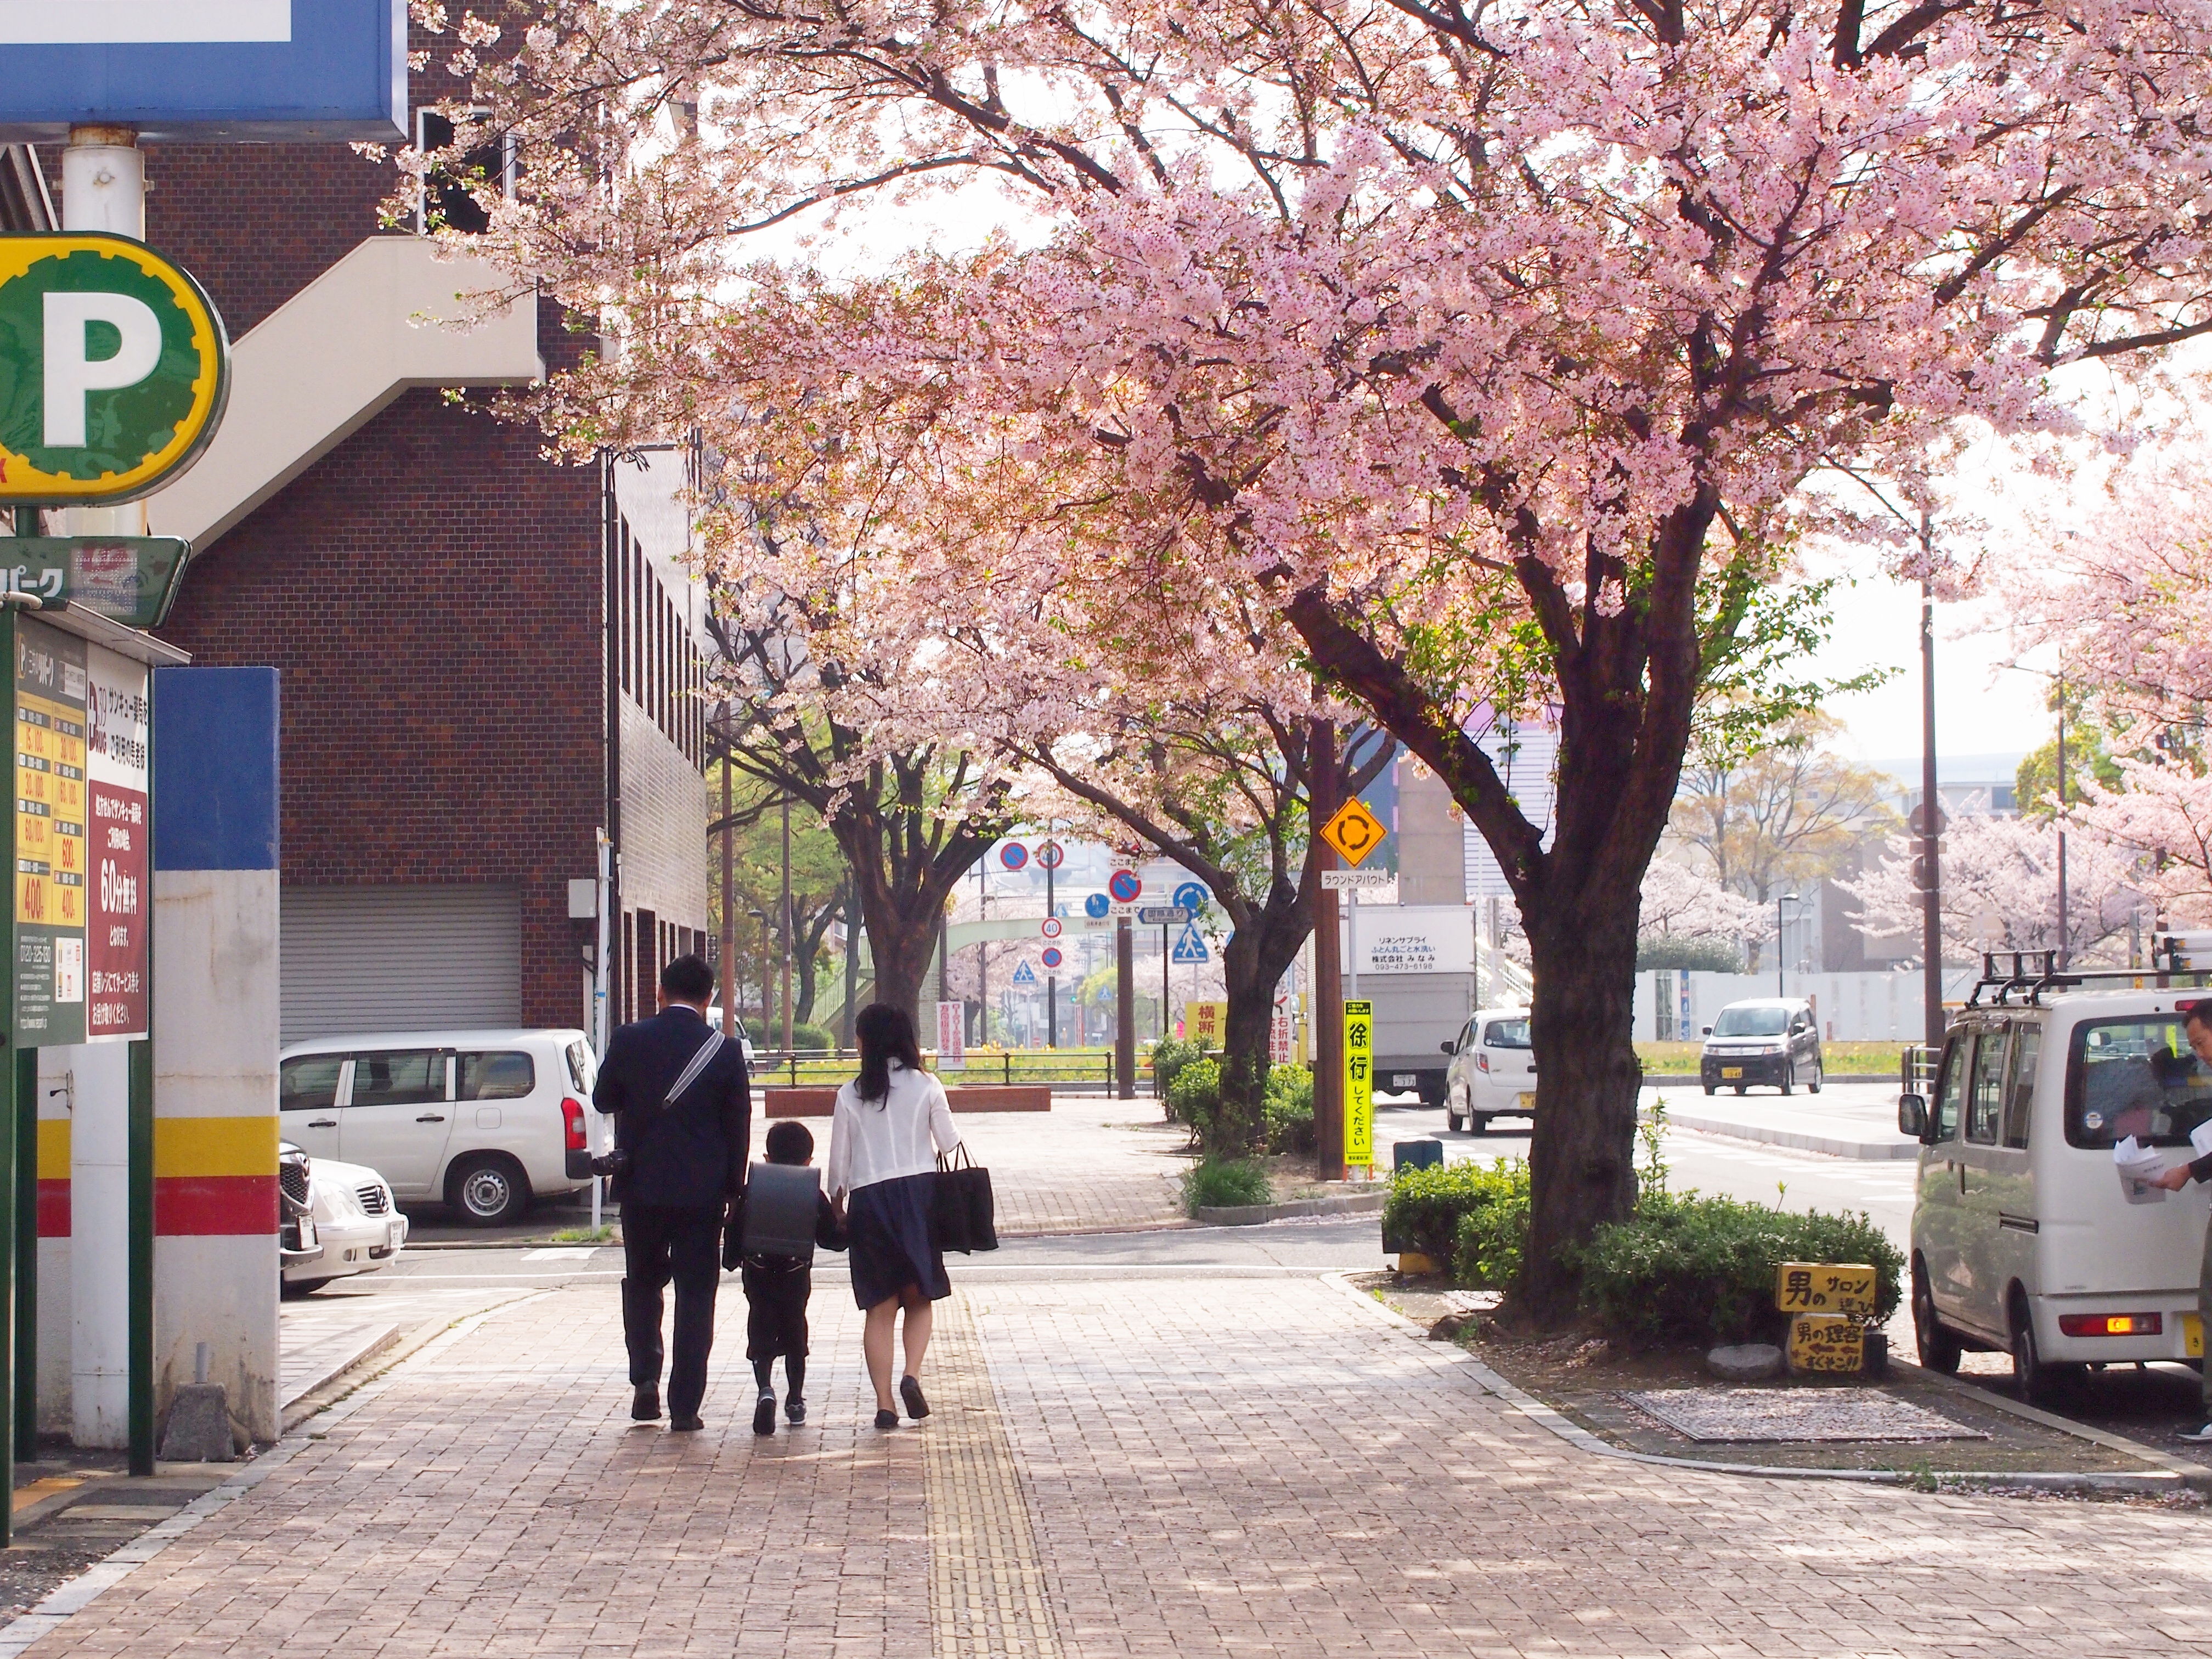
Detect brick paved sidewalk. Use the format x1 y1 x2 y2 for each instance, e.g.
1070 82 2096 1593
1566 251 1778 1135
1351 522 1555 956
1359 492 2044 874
16 1270 2212 1658
956 1098 1192 1235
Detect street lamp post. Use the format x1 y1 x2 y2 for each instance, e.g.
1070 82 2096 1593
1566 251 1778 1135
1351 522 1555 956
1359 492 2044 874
1776 893 1801 997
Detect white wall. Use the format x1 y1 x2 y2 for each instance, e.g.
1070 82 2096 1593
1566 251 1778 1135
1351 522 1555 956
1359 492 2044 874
1634 968 1980 1043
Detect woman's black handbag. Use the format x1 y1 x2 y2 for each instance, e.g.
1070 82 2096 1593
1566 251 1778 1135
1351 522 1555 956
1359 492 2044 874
932 1145 998 1253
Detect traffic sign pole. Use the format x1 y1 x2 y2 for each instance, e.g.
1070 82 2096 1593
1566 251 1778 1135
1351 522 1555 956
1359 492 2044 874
1312 721 1344 1181
1115 917 1135 1098
1045 830 1056 1049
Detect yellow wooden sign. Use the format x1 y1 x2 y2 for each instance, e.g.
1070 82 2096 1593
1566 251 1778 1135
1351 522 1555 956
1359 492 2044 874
1776 1262 1877 1317
1786 1313 1864 1374
2185 1313 2204 1361
1184 1001 1227 1047
0 234 230 505
1319 798 1389 867
1344 998 1374 1167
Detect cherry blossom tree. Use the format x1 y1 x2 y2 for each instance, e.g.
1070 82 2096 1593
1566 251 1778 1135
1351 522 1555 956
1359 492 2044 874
419 0 2212 1318
1639 859 1761 948
1843 814 2142 966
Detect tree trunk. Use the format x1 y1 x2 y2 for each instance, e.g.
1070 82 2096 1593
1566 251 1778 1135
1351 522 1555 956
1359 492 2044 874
1210 906 1309 1156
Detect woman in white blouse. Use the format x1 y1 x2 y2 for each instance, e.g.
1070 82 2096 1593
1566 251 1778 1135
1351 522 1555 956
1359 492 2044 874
827 1003 962 1429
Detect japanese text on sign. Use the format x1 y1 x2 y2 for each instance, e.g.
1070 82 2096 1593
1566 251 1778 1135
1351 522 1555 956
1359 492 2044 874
1786 1313 1865 1374
14 616 87 1044
1344 998 1374 1167
1184 1001 1226 1047
1776 1262 1877 1316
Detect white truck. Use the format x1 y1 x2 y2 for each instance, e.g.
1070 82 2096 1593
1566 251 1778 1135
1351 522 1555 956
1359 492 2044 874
1341 904 1491 1107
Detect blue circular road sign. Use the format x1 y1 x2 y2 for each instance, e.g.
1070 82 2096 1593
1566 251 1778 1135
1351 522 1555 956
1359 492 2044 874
1084 893 1109 919
1041 945 1064 970
1108 868 1142 903
1172 881 1209 915
1000 843 1030 871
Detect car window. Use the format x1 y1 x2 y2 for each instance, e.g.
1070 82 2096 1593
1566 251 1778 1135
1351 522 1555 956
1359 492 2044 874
348 1050 443 1109
1483 1019 1531 1049
280 1055 342 1113
566 1040 597 1093
1966 1028 2008 1144
2004 1024 2040 1149
2068 1016 2212 1149
459 1051 535 1101
1713 1006 1788 1037
1933 1034 1968 1142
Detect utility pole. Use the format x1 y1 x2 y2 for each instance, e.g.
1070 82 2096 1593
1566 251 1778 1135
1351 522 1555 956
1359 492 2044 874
1312 718 1345 1181
1918 539 1944 1045
780 794 793 1051
719 733 735 1039
1115 916 1135 1098
842 883 857 1049
977 860 989 1045
1045 832 1057 1048
2055 680 2069 969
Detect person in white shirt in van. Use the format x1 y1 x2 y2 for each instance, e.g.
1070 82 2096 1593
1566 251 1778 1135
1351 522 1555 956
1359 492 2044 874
2145 1002 2212 1443
826 1003 962 1430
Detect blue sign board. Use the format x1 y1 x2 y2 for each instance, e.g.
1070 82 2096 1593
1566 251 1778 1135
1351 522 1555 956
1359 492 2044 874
1083 893 1109 920
1172 881 1209 915
1010 959 1039 987
1171 926 1210 964
0 2 407 140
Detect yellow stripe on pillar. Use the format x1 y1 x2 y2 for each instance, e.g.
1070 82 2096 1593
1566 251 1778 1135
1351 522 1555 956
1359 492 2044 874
35 1120 67 1182
153 1117 277 1178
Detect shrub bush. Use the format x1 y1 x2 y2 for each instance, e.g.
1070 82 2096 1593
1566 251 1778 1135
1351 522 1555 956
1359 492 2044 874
1577 1194 1904 1346
1166 1057 1222 1135
1182 1158 1272 1214
1262 1064 1315 1154
784 1022 835 1054
1384 1158 1527 1264
1449 1160 1531 1290
1150 1038 1208 1101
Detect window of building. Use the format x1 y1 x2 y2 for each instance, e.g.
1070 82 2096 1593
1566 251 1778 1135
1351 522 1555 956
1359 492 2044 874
415 109 516 236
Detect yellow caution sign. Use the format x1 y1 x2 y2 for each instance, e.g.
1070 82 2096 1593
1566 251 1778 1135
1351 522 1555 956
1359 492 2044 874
1776 1262 1878 1317
1344 998 1374 1168
1319 798 1389 867
1184 1001 1227 1047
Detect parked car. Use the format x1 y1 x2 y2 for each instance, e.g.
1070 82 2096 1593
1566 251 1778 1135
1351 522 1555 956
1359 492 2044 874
279 1028 599 1226
1699 997 1823 1094
1898 966 2211 1402
282 1148 406 1295
1442 1006 1536 1133
279 1141 323 1275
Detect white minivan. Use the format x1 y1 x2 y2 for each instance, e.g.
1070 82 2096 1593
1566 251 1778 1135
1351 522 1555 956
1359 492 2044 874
279 1029 599 1226
1899 963 2210 1402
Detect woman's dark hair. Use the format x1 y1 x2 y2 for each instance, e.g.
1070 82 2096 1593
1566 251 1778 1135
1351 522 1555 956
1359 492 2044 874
854 1003 923 1105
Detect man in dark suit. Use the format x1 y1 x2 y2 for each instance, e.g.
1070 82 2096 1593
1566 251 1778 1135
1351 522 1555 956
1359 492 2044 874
593 953 751 1431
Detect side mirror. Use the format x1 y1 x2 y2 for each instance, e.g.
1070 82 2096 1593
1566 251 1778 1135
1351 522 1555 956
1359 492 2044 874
1701 1025 1713 1037
1898 1093 1928 1139
1440 1040 1457 1055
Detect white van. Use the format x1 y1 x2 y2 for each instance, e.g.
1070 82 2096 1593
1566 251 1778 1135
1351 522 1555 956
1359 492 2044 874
279 1029 599 1226
1899 962 2210 1402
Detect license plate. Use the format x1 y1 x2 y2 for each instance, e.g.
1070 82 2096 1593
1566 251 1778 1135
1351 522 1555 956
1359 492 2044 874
2187 1313 2204 1359
296 1215 317 1250
1392 1074 1415 1088
1720 1066 1743 1079
1516 1092 1535 1110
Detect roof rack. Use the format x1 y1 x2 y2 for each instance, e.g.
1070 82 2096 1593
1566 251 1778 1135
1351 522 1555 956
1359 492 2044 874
1963 946 2212 1008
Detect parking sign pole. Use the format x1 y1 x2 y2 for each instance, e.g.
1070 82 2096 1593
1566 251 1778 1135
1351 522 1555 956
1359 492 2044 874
1311 719 1345 1183
13 1048 34 1464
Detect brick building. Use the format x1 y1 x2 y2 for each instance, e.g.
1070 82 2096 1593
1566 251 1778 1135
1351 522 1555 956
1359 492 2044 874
100 97 713 1040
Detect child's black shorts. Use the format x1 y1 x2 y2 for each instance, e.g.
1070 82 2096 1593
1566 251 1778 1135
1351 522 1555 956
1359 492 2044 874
741 1257 810 1361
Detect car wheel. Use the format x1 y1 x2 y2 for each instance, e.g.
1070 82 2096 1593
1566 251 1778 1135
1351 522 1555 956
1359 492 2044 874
1468 1113 1492 1135
448 1154 532 1227
1778 1063 1793 1096
1809 1062 1823 1094
283 1278 330 1299
1702 1084 1716 1095
1913 1258 1962 1375
2010 1288 2076 1405
1446 1108 1463 1132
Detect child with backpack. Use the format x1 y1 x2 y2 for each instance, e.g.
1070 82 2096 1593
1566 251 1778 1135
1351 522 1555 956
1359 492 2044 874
738 1119 847 1435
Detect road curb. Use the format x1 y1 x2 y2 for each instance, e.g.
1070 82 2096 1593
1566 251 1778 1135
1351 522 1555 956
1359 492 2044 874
1323 1273 2202 1496
1646 1074 1892 1088
1198 1192 1388 1226
1657 1110 1919 1161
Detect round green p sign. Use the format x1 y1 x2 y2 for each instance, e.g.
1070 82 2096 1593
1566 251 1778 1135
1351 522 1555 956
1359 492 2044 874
0 234 230 505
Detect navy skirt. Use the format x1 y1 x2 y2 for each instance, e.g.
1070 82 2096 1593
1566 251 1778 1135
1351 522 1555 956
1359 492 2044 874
846 1172 951 1308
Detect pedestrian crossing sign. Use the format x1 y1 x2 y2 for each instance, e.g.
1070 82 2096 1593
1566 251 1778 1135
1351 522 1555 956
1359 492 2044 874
1010 959 1039 986
1171 924 1210 963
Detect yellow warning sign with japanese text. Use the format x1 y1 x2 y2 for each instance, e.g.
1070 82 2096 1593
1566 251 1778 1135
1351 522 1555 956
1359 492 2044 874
1344 998 1374 1167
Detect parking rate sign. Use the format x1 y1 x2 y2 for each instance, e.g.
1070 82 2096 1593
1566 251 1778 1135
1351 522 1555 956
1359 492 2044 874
1344 999 1374 1168
0 235 229 505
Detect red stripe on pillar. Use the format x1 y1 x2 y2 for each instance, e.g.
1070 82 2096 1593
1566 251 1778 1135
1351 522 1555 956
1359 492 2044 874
154 1175 278 1236
37 1180 69 1238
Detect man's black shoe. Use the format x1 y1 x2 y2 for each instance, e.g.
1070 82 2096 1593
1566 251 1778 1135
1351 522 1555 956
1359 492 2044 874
753 1395 777 1436
632 1385 661 1421
786 1395 807 1425
669 1413 705 1432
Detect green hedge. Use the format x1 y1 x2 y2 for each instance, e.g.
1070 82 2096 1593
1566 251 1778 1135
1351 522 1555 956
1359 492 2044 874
1150 1038 1209 1099
1166 1058 1222 1131
1451 1161 1531 1290
1383 1159 1527 1262
1263 1064 1314 1154
1577 1194 1903 1346
1182 1158 1271 1214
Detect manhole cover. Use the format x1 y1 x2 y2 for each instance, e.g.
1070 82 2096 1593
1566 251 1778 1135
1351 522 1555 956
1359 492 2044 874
1622 1387 1988 1442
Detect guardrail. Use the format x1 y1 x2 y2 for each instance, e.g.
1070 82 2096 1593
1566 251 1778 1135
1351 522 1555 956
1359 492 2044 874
749 1049 1127 1092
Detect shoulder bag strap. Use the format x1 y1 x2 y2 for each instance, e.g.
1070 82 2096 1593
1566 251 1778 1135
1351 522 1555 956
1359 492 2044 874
662 1029 727 1111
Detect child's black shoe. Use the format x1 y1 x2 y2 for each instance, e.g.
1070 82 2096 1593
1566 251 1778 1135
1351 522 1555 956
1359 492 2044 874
786 1395 807 1425
752 1393 777 1436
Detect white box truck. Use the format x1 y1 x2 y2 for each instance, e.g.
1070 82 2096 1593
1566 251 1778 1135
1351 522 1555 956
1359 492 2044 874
1340 905 1480 1107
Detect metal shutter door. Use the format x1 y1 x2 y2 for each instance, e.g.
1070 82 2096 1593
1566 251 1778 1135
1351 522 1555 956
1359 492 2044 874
282 885 522 1043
